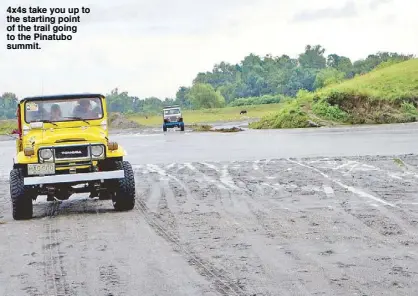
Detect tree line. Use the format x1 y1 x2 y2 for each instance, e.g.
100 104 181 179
0 44 414 119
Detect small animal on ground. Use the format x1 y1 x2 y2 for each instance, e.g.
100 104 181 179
145 116 148 119
240 110 247 115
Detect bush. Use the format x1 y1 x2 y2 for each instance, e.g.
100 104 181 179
250 102 310 129
229 94 283 107
401 101 418 115
312 99 348 121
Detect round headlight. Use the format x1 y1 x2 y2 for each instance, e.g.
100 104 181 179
40 149 52 159
91 145 104 157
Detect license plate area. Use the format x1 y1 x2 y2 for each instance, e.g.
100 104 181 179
27 163 55 176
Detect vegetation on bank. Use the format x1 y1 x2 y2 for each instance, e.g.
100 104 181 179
0 120 16 134
0 103 266 135
127 103 282 126
250 59 418 129
187 124 243 133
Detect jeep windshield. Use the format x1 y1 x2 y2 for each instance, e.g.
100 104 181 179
163 108 180 115
24 97 103 123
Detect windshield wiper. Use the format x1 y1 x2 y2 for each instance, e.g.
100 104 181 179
37 120 58 126
64 116 90 124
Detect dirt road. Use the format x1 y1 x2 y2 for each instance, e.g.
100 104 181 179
0 152 417 295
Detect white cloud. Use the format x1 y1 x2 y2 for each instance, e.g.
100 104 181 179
0 0 416 99
292 1 358 22
369 0 393 9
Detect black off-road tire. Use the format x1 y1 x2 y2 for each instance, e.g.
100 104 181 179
10 168 33 220
112 161 135 211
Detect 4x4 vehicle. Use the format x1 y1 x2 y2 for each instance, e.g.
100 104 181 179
9 93 135 220
162 105 185 132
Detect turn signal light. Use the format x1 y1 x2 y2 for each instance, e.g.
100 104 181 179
108 142 118 150
24 147 34 156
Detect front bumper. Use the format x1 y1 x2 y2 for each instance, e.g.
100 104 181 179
24 170 124 186
164 122 184 127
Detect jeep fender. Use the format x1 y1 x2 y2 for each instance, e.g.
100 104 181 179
14 151 37 164
106 145 127 158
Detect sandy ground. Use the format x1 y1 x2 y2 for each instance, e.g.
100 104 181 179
0 152 417 295
1 122 418 295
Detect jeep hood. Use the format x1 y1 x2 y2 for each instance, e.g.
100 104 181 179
24 125 107 146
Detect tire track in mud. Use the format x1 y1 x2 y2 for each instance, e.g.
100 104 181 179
136 210 242 295
281 158 418 293
74 200 134 296
0 199 73 296
138 159 418 296
253 158 415 244
208 161 341 295
209 161 366 295
146 164 197 212
0 177 10 222
35 198 132 296
184 162 331 295
27 178 208 296
68 201 102 296
42 222 69 296
231 159 418 294
68 217 93 295
136 164 247 296
132 166 155 210
142 162 320 295
0 175 42 296
99 264 124 296
44 198 137 296
345 158 418 228
292 158 418 241
40 202 78 296
137 201 245 296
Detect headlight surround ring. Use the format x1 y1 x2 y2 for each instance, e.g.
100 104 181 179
91 145 104 157
39 148 53 160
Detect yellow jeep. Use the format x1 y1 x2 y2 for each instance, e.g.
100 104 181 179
10 93 135 220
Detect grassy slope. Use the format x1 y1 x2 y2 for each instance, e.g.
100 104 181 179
315 58 418 101
251 59 418 129
127 103 283 126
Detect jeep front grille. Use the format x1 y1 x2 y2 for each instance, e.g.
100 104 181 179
54 145 89 159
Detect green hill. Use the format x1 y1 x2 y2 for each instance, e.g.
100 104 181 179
251 59 418 129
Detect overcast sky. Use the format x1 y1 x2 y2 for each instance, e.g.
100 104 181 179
0 0 416 99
